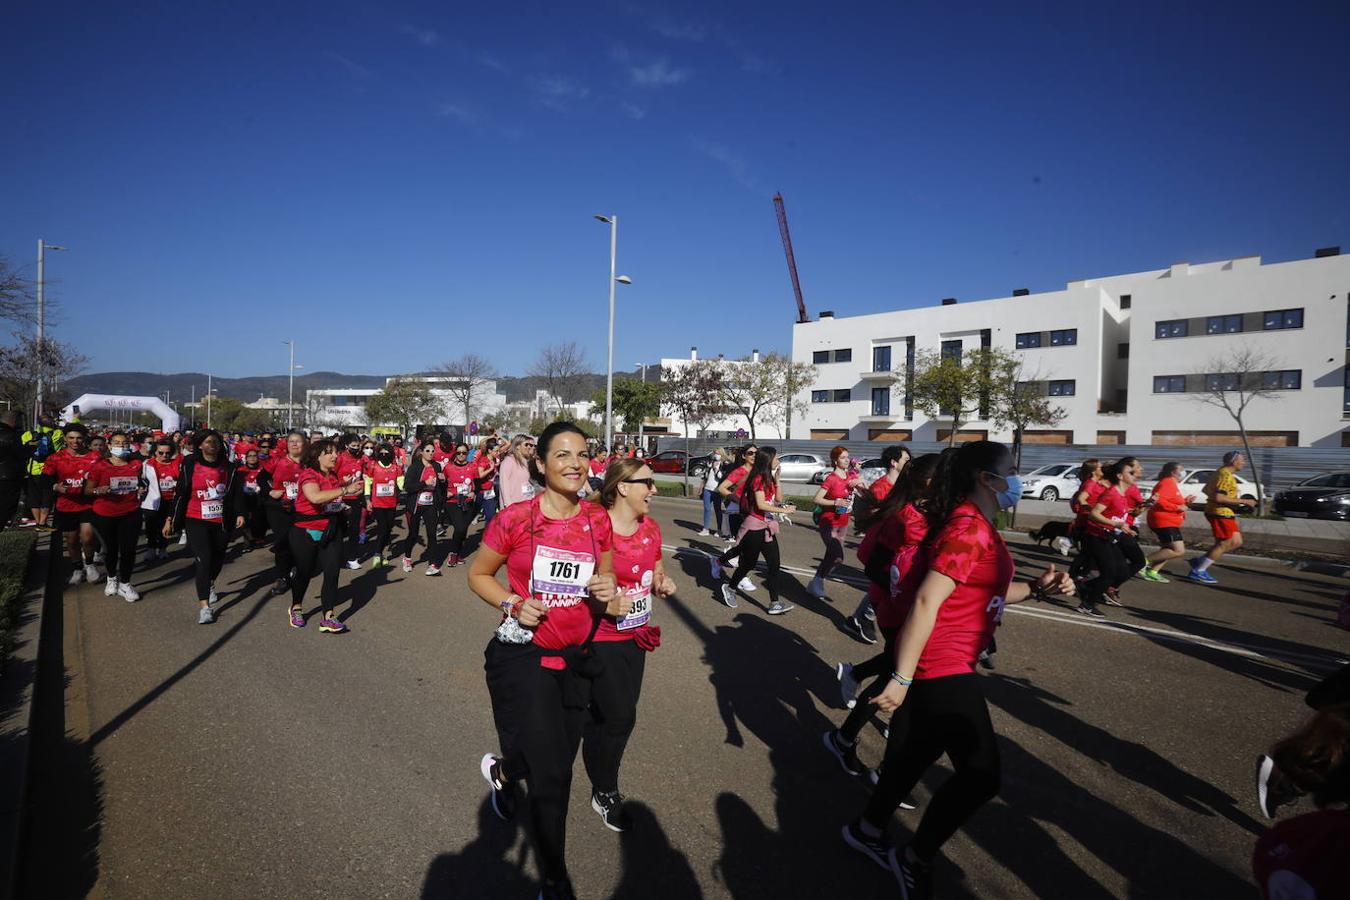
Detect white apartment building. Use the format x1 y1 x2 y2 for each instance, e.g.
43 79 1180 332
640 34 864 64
793 248 1350 448
306 375 507 431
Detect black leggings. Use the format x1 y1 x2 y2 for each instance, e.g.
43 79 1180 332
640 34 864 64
144 505 170 551
583 639 646 795
1113 534 1146 588
840 626 900 744
444 501 475 555
1079 534 1127 608
288 528 341 614
864 673 1000 862
343 499 364 561
94 510 141 583
371 507 397 557
265 502 294 580
243 496 268 543
404 505 439 563
724 528 780 603
184 519 226 601
484 640 588 883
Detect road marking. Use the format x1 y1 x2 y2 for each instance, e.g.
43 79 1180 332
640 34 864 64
661 543 1348 674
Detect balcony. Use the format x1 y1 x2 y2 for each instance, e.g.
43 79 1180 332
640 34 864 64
859 369 896 382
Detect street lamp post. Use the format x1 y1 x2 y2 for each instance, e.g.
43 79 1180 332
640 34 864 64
633 363 648 451
284 341 297 430
206 374 214 428
593 215 632 451
35 239 69 415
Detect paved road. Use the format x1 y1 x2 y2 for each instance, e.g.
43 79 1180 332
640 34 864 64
28 495 1349 899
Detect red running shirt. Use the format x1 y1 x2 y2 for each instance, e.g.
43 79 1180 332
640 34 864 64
367 463 403 509
818 472 857 528
475 455 498 492
270 456 304 508
337 453 366 499
1252 809 1350 900
86 459 142 518
595 516 662 642
148 457 181 501
482 497 613 667
1086 485 1131 537
915 502 1014 680
43 450 99 513
293 468 345 530
186 460 230 523
744 475 775 520
869 475 894 505
238 464 264 497
442 462 478 502
872 504 930 629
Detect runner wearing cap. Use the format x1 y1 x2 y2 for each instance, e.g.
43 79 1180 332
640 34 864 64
1185 450 1255 585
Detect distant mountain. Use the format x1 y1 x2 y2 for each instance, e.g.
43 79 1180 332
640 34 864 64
62 371 638 404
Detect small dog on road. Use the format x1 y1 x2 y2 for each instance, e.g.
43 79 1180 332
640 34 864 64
1028 521 1075 556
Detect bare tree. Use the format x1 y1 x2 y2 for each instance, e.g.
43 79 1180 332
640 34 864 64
528 341 590 416
985 353 1068 469
0 257 34 326
762 352 816 439
0 333 86 416
661 360 727 495
719 356 775 440
434 353 497 426
1186 345 1285 511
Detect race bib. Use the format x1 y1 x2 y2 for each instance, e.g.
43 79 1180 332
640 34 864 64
158 477 176 492
109 475 139 494
520 481 537 500
375 482 395 497
65 477 83 489
481 488 495 500
417 490 434 506
530 545 595 608
323 499 345 513
243 482 260 494
616 571 653 631
455 480 472 496
284 482 299 501
200 500 223 521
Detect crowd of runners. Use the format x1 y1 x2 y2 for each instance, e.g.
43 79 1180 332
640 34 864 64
0 406 1343 899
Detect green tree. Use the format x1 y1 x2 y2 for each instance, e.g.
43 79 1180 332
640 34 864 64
910 347 994 446
661 360 727 495
984 351 1068 468
365 378 441 438
591 378 663 435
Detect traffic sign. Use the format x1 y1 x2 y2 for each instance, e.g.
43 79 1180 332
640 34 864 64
736 428 747 439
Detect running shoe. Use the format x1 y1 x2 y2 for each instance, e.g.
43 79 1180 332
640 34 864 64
370 556 383 569
1184 566 1219 585
402 557 413 573
84 564 102 584
978 648 996 670
1256 753 1302 819
1073 604 1107 619
823 730 866 776
480 753 515 821
318 618 348 634
889 846 934 900
591 790 633 832
117 582 140 603
1102 587 1125 607
807 576 827 598
289 608 305 629
178 532 188 546
709 557 723 581
698 529 711 536
67 568 84 586
738 577 756 592
719 583 739 609
198 606 215 625
767 600 794 615
849 615 877 645
104 577 119 597
208 586 219 606
446 553 461 568
270 578 289 596
92 551 105 565
344 559 361 570
537 877 577 900
425 565 441 576
837 662 860 709
841 821 891 871
1139 567 1170 583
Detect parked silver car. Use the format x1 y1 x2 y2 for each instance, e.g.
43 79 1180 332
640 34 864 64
777 452 830 483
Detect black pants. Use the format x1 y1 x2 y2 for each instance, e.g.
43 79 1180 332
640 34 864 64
582 639 646 795
94 510 141 583
484 640 589 883
0 478 21 529
726 511 744 539
405 505 438 563
144 505 171 551
840 626 900 744
1113 534 1146 588
371 507 397 557
265 502 294 581
723 528 780 603
242 495 268 543
444 501 475 555
184 519 226 601
288 527 341 613
864 673 1000 862
1079 534 1126 608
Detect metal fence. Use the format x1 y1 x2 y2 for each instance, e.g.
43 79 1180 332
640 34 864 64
652 436 1350 496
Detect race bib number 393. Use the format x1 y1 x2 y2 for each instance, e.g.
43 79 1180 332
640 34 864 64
530 545 595 608
616 571 653 631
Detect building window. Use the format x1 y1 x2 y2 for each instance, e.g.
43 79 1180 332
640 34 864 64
833 389 852 402
813 349 852 364
1263 308 1304 330
811 390 829 403
1153 375 1186 393
834 348 852 364
872 346 891 372
1344 368 1350 411
941 340 962 362
1117 342 1130 359
1049 329 1078 346
812 351 829 364
1205 372 1241 391
1156 319 1188 339
1119 294 1132 309
1262 370 1302 390
871 387 890 415
1047 380 1076 397
1206 314 1244 335
1015 332 1042 349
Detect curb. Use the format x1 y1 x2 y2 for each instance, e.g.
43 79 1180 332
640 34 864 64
0 536 51 900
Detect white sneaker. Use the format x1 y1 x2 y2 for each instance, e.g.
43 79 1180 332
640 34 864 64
84 564 103 584
93 551 105 565
104 577 119 597
425 565 441 576
698 529 711 536
738 577 756 592
345 559 361 570
208 584 219 606
402 557 413 573
837 662 860 709
67 568 85 586
118 582 140 602
808 576 827 598
710 558 723 581
178 532 188 546
198 606 215 624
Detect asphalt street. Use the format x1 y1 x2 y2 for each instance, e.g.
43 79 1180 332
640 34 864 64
25 494 1349 899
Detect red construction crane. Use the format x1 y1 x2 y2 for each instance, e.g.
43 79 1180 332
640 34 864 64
773 192 809 324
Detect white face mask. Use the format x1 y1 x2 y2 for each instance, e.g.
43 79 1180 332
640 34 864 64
363 448 373 457
110 446 132 458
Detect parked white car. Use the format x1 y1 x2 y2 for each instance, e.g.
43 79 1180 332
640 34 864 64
1019 462 1084 502
1137 468 1259 507
777 452 830 483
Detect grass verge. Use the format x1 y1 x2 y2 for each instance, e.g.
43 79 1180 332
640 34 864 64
0 530 38 671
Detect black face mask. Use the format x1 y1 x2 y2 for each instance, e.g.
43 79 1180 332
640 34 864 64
378 452 392 463
348 447 360 457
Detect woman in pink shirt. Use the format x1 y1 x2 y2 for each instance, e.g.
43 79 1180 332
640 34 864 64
497 434 538 509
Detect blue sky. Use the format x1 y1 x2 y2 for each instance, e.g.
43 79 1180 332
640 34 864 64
4 0 1349 379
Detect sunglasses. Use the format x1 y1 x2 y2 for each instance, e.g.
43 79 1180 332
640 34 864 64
623 478 656 489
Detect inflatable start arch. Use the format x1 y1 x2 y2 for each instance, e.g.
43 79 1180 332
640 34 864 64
61 393 183 433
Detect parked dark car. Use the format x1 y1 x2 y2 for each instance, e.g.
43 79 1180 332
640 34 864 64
647 450 716 478
1274 472 1350 521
